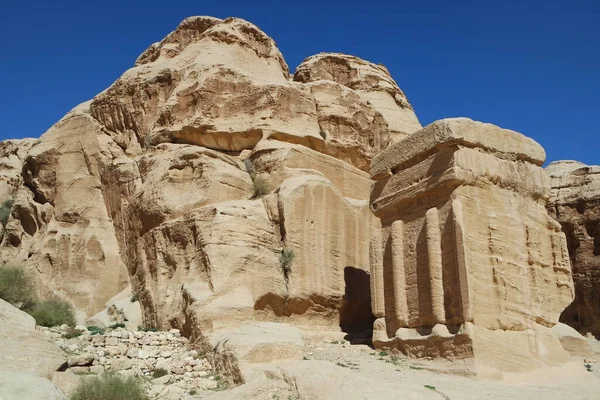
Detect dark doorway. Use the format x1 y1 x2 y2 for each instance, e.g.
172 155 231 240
339 266 376 344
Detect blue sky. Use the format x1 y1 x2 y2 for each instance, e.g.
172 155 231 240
1 0 597 165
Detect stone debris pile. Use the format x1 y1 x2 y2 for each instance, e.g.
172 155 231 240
40 325 226 399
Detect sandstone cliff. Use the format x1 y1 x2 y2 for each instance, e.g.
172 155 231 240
0 15 583 384
547 160 600 337
0 16 420 339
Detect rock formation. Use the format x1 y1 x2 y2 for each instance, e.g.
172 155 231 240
369 118 574 376
547 160 600 337
0 299 67 400
0 14 583 385
0 16 419 341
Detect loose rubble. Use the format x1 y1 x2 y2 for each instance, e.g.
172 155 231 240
40 325 227 399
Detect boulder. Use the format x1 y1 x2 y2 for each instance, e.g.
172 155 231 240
552 322 593 358
0 299 66 379
0 370 66 400
87 285 142 330
208 322 304 363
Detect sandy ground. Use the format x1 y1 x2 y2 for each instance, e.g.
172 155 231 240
201 338 600 400
300 340 600 400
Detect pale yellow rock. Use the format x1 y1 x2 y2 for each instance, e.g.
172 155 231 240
276 175 377 333
87 285 142 330
0 139 36 205
294 52 422 142
552 322 593 358
129 143 252 235
0 104 129 315
303 81 390 171
91 17 322 155
250 140 373 200
0 370 67 400
131 199 284 334
0 299 67 379
371 118 546 179
369 118 573 376
208 322 304 363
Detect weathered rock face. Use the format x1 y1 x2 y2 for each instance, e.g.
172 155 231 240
1 16 418 330
547 160 600 337
294 53 422 142
0 15 580 385
0 104 130 315
369 118 574 376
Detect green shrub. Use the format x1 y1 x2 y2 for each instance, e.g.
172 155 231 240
28 299 76 327
130 293 139 303
152 368 168 378
279 248 295 282
252 176 269 198
87 326 105 335
70 372 148 400
424 384 436 391
0 266 36 309
319 129 327 140
137 326 157 332
63 327 84 339
243 158 255 176
0 199 13 226
109 323 125 329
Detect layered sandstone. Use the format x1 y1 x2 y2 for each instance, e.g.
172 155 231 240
1 16 420 344
369 118 574 376
0 14 583 388
547 160 600 337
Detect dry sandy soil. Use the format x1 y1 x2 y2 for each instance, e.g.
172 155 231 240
203 336 600 400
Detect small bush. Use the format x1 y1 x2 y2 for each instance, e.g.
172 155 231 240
585 363 593 372
378 350 388 357
424 384 436 391
28 299 76 327
87 326 105 335
70 372 148 400
63 327 84 339
143 134 155 149
109 323 125 329
243 158 255 176
252 176 269 198
152 368 169 378
319 129 327 140
0 266 36 309
279 248 295 282
137 326 157 332
130 293 139 303
189 389 198 395
0 199 13 226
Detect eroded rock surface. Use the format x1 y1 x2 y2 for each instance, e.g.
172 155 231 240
369 118 574 376
0 299 67 379
1 16 418 330
0 14 586 391
547 160 600 337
